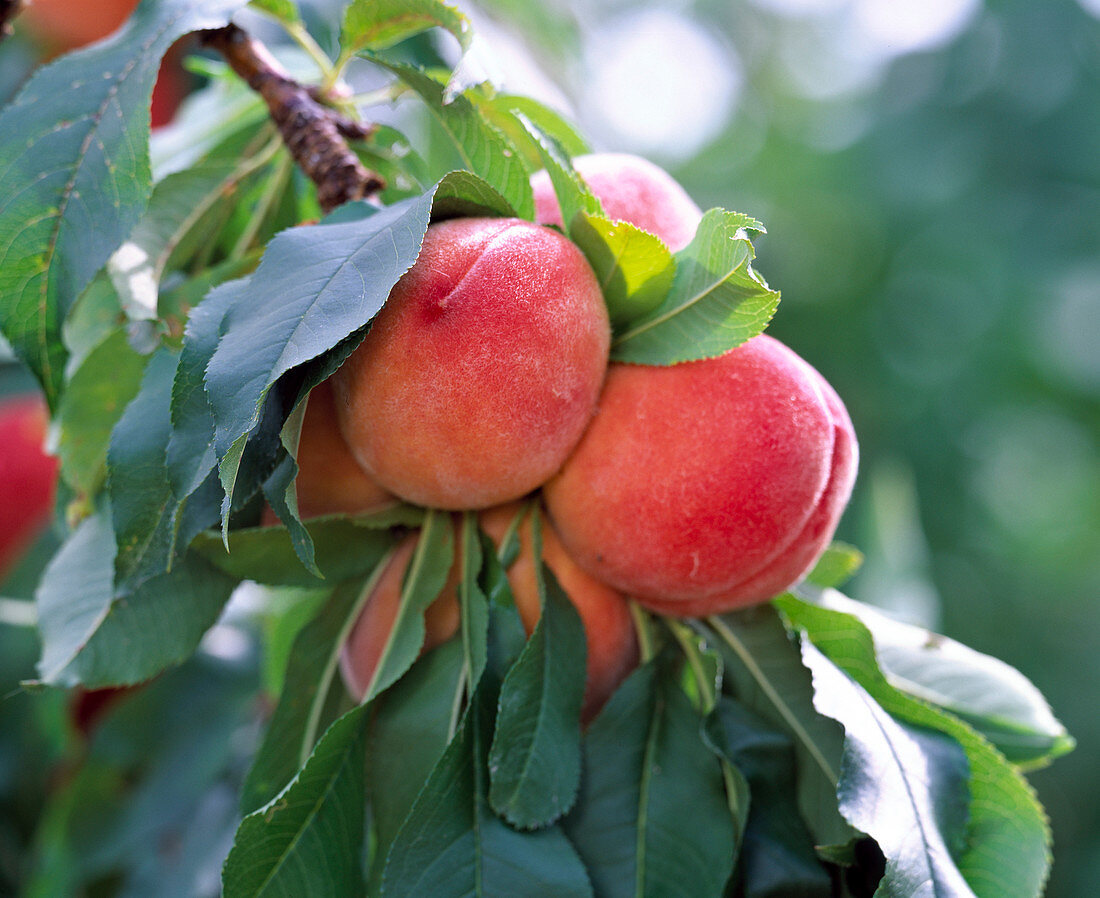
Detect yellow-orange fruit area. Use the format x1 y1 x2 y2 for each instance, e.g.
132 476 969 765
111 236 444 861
333 217 610 511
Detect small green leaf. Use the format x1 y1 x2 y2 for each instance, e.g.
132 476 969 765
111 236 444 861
250 0 300 25
373 64 535 221
512 112 602 232
381 685 593 898
706 699 832 897
805 542 865 589
459 512 489 693
35 511 236 688
476 94 590 166
570 214 677 329
802 643 975 897
241 575 383 814
563 661 736 898
778 592 1055 898
341 0 471 56
704 608 855 849
56 328 146 496
0 0 249 405
487 558 586 829
223 703 372 898
365 639 466 895
612 210 778 365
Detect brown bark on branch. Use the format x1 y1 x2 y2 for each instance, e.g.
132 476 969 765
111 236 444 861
0 0 24 41
200 23 384 213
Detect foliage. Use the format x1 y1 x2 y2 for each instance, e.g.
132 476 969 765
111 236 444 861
0 0 1075 896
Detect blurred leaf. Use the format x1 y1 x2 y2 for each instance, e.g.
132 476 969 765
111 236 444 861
805 543 864 590
0 0 248 405
365 639 465 894
108 346 220 591
477 94 589 166
706 698 832 897
35 511 236 688
570 214 676 330
341 0 471 56
381 686 593 898
223 703 372 898
373 64 535 220
487 559 586 829
563 661 736 898
802 643 974 896
241 574 383 814
611 210 778 365
807 589 1073 768
56 328 146 496
704 608 855 848
778 593 1053 898
513 112 602 233
250 0 300 24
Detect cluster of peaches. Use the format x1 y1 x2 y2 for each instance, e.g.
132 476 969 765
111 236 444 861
289 155 858 720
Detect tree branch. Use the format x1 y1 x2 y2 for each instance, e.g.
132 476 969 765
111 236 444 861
200 23 384 214
0 0 24 41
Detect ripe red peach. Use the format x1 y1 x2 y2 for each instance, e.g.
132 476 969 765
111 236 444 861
333 217 610 510
532 153 703 252
544 334 858 616
479 504 638 721
294 380 393 519
0 395 59 577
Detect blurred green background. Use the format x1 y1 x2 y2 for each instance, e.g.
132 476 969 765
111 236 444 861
1 0 1097 894
462 0 1098 892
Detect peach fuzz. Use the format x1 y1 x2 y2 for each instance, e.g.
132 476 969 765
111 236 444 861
479 504 638 721
544 334 858 616
333 216 610 510
532 153 703 252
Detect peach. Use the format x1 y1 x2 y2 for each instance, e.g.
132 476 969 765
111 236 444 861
532 153 703 252
0 395 59 577
479 504 638 721
544 334 858 616
333 217 610 510
293 380 394 519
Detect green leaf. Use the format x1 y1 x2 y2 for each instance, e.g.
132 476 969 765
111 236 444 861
35 510 236 688
611 210 778 365
801 643 975 897
511 112 602 234
806 589 1073 768
703 608 855 848
341 0 471 56
381 686 593 898
191 515 405 588
241 575 383 814
365 639 466 894
476 94 590 166
373 64 535 221
563 661 736 898
250 0 300 25
706 698 832 897
223 703 372 898
56 328 147 496
430 169 519 220
459 512 489 693
108 346 220 591
487 556 586 829
570 214 677 330
107 133 278 322
202 191 432 501
777 593 1054 898
805 542 865 589
0 0 249 405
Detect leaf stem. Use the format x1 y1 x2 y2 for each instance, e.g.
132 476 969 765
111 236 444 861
630 601 657 663
666 617 716 712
